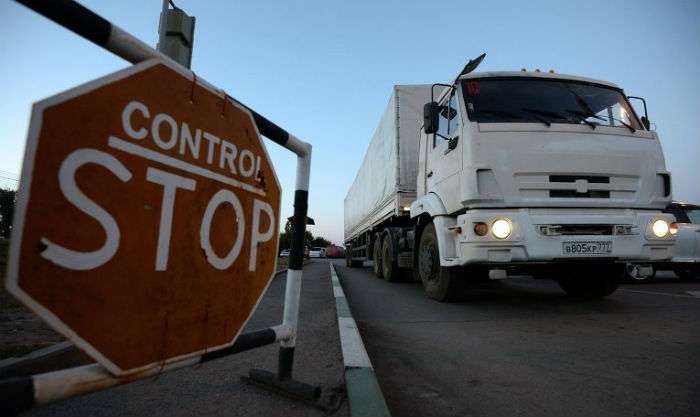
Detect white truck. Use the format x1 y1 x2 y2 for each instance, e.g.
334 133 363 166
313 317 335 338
344 55 676 301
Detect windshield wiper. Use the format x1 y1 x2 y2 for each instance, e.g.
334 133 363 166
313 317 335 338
566 109 635 133
521 107 576 127
563 109 600 130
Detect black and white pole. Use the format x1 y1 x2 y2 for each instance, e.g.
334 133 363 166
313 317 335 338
245 137 319 401
2 0 317 414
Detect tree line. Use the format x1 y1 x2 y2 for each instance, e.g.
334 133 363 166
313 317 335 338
278 218 331 250
0 188 15 239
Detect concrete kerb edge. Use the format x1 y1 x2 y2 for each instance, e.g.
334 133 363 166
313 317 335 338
329 262 391 417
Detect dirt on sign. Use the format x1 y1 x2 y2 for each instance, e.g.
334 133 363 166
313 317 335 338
5 59 281 375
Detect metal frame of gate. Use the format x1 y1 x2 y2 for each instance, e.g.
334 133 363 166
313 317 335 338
0 0 315 414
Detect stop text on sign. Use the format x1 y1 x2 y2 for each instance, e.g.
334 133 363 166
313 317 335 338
41 100 275 273
6 60 282 375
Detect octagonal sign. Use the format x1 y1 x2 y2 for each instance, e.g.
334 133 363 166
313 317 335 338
5 59 281 375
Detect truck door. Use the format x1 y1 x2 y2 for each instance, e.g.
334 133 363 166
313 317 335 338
426 89 463 212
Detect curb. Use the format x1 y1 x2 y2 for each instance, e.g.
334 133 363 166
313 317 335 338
329 262 391 417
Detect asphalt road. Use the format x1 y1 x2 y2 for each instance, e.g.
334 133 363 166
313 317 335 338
333 260 700 417
20 261 348 417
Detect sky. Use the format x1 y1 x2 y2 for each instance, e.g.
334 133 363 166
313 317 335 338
1 0 698 245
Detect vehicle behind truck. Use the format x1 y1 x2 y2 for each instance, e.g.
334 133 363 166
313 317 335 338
344 54 675 301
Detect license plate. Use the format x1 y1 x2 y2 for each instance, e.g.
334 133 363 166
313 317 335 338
562 241 612 255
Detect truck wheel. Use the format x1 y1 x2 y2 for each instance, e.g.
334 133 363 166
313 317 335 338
381 236 401 282
674 268 700 281
624 263 655 283
558 267 619 298
418 223 464 302
346 252 362 268
373 236 384 278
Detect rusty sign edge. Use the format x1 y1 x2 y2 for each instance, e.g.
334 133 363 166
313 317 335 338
5 58 283 376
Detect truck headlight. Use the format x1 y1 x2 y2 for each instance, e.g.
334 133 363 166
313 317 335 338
492 219 512 239
651 219 670 238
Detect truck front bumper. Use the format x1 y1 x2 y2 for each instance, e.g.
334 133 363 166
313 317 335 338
436 208 675 267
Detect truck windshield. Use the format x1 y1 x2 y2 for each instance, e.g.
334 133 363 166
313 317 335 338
462 77 643 130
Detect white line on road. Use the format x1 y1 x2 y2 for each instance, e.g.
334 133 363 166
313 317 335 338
619 289 697 298
686 291 700 298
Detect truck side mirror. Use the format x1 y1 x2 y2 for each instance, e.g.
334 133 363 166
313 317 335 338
423 102 439 134
628 96 651 130
641 116 650 130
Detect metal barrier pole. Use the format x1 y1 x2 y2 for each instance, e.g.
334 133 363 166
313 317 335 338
4 0 319 412
280 138 312 378
245 138 319 401
0 326 292 415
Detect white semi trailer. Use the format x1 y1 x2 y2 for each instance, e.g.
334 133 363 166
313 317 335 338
344 55 676 301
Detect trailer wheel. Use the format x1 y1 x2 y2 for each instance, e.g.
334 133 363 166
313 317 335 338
346 250 363 268
381 236 401 282
417 222 464 302
373 236 384 278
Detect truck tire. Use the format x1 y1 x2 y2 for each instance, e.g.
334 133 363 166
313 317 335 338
381 236 402 282
417 223 464 302
624 263 655 283
346 252 363 268
373 236 384 278
557 267 619 298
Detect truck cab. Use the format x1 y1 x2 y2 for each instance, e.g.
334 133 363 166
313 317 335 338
411 70 675 300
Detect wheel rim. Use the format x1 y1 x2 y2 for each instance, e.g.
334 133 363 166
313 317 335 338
626 264 644 281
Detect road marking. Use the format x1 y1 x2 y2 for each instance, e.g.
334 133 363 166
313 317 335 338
686 291 700 298
330 262 392 417
619 289 696 298
330 263 372 368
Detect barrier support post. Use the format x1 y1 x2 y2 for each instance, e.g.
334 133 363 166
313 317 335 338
244 138 321 402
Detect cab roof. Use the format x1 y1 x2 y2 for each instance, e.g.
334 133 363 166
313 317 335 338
459 71 621 90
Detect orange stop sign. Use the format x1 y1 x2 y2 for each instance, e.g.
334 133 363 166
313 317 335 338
5 59 281 375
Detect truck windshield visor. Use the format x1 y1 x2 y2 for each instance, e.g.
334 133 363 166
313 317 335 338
462 77 643 130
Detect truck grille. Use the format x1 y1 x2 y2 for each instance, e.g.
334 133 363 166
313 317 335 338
549 175 610 198
556 224 613 235
515 173 637 201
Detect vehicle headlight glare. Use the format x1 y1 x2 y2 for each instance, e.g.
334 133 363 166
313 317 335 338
651 219 669 238
492 219 512 239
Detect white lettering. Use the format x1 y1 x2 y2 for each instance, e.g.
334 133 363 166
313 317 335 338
41 149 132 270
248 199 275 271
151 113 178 150
219 140 238 174
202 132 221 165
200 189 245 270
238 149 255 178
122 101 150 140
146 167 196 271
179 122 201 159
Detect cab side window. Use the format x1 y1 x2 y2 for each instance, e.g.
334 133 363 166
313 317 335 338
447 92 460 138
433 90 460 149
435 97 450 148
